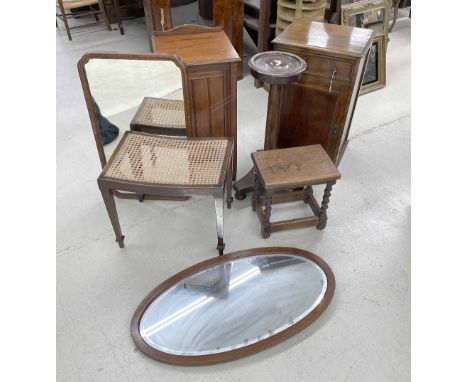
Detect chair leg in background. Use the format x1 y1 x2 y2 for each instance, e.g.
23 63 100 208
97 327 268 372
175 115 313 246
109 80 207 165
58 1 72 40
98 184 125 248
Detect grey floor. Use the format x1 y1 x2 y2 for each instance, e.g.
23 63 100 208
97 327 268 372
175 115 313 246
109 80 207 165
57 14 411 382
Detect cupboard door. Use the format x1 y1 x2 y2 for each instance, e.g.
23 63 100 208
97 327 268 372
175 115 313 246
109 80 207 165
277 83 341 161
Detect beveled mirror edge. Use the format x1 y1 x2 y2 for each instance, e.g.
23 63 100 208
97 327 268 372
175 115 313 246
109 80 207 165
77 51 191 170
130 247 336 366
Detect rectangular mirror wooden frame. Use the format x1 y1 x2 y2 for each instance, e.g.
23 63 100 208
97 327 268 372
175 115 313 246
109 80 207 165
77 52 191 170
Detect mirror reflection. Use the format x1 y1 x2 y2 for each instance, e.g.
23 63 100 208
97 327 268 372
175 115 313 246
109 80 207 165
346 7 387 36
139 253 328 356
84 58 185 159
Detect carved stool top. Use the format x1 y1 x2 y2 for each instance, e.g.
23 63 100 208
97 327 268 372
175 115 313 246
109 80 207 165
252 145 341 189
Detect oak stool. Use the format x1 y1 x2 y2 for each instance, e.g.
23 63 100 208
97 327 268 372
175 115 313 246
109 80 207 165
251 145 341 238
98 131 233 255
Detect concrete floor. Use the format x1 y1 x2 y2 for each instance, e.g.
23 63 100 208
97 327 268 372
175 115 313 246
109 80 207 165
57 15 411 382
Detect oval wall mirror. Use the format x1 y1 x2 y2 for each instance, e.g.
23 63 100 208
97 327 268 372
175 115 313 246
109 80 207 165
131 247 335 365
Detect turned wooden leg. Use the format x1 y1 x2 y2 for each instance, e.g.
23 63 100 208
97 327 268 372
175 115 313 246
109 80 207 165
261 192 272 239
317 181 336 230
98 183 125 248
252 171 261 212
226 156 233 209
214 191 225 255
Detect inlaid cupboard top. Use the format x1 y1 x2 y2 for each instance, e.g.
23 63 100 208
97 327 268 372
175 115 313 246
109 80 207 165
152 30 240 65
273 19 374 58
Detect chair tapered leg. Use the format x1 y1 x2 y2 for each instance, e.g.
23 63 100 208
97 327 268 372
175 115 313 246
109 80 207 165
214 191 225 255
317 181 336 230
98 0 112 31
226 156 233 209
99 184 125 248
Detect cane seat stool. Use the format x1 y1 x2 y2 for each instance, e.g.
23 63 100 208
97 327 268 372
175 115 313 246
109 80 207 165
251 144 341 238
97 131 233 255
130 97 186 136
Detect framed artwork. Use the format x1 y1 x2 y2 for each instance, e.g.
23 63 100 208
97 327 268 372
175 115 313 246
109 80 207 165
341 0 389 94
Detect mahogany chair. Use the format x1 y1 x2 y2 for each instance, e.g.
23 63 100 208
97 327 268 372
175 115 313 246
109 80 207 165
56 0 111 40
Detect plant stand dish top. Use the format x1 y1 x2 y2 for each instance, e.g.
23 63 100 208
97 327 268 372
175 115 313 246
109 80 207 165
131 247 335 365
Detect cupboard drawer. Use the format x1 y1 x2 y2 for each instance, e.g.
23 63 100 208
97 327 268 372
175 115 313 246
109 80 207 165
303 53 354 82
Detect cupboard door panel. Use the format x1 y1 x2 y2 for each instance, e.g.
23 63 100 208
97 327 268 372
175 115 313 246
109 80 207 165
278 84 339 160
191 78 212 136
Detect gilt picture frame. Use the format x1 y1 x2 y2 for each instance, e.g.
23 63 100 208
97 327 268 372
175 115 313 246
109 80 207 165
341 0 389 94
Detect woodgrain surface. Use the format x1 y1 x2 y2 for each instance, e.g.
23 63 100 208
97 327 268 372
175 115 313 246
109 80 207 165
273 19 374 58
153 28 240 65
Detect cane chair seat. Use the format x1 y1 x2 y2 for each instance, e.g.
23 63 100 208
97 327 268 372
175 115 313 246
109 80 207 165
59 0 99 9
131 97 186 131
102 132 230 187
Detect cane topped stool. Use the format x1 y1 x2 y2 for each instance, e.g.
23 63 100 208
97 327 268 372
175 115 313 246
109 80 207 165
251 144 341 238
130 97 186 136
98 131 233 255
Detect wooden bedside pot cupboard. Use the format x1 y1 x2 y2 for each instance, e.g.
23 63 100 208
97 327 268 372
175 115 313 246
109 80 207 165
143 0 244 77
272 20 374 164
153 25 241 179
234 20 374 199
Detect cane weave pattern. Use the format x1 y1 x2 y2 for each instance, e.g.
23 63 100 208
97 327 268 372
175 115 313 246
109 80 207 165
103 133 229 186
133 97 185 128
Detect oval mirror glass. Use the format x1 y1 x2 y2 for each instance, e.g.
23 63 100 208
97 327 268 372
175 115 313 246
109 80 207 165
131 248 335 365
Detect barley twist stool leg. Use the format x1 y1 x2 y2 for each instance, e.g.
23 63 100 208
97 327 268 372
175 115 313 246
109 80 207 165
261 192 272 239
304 186 313 203
98 183 125 248
252 171 261 211
214 191 225 255
317 181 336 230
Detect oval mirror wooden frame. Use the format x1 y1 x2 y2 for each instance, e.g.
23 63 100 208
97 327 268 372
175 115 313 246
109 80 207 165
131 247 335 365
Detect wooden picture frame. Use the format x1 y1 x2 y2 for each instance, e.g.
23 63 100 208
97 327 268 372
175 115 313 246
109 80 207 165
341 0 389 94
